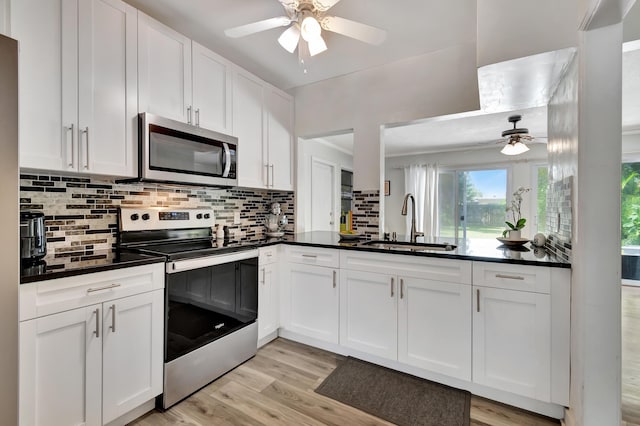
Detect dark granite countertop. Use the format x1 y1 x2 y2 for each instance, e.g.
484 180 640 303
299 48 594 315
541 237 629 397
21 231 569 283
20 251 166 284
276 231 571 268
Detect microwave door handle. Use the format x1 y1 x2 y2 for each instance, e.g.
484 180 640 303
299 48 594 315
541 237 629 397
222 143 231 178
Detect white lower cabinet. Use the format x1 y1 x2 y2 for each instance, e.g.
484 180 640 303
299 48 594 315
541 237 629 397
340 270 397 359
281 247 339 344
473 286 551 401
19 264 164 426
339 251 473 380
258 247 279 344
398 276 472 380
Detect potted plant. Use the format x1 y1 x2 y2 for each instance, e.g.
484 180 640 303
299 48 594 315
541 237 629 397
502 186 530 239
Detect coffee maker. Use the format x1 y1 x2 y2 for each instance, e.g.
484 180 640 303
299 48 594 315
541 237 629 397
20 211 46 264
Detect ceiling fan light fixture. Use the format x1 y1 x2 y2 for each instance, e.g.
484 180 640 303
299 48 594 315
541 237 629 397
278 24 300 53
307 34 327 56
501 141 530 156
300 15 322 42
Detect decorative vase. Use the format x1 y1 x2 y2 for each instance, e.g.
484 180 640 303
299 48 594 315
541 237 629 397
508 229 521 240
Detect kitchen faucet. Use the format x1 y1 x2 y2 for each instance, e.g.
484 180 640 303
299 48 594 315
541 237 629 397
401 193 424 243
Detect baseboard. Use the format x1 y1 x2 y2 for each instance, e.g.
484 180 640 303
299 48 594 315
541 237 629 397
258 329 279 348
105 399 155 426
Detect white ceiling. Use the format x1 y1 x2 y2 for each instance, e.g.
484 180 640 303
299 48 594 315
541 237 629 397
123 0 476 90
124 0 640 155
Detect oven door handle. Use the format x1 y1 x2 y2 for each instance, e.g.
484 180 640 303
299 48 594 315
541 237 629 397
222 143 231 178
167 249 258 273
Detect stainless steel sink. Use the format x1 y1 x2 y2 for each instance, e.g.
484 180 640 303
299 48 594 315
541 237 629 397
362 240 457 252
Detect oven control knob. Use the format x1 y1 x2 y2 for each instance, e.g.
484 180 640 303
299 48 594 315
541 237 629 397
196 213 203 219
204 213 210 219
141 213 150 221
130 213 139 221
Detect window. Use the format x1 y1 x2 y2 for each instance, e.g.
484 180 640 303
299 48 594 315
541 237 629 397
622 162 640 247
438 168 508 239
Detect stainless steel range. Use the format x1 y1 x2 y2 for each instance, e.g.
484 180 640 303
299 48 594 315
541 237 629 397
118 207 258 409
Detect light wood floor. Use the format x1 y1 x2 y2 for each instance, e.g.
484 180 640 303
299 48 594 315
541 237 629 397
131 338 560 426
130 285 640 426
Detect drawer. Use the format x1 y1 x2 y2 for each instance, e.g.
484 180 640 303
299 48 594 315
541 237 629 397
340 250 471 284
472 261 551 294
284 245 339 268
20 263 165 321
259 246 279 265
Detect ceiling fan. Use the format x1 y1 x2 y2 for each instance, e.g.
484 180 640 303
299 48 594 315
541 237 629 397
499 114 546 156
224 0 387 60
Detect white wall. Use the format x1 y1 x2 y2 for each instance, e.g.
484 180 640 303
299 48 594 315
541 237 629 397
477 0 578 67
293 42 481 191
384 145 547 239
0 0 9 36
296 138 354 232
548 20 624 424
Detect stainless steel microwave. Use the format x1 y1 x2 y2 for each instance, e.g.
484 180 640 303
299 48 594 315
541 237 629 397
136 113 237 187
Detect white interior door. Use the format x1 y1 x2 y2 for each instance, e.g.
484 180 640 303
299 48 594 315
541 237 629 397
311 157 336 231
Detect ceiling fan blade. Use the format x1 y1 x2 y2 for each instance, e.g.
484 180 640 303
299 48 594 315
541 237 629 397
312 0 342 12
320 16 386 45
278 25 301 53
224 17 292 38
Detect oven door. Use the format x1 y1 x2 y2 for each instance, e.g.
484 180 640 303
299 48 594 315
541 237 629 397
140 113 237 187
164 250 258 362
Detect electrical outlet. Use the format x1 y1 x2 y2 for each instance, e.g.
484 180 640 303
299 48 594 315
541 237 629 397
233 211 241 225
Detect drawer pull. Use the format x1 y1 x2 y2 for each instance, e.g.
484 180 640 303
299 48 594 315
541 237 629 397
400 278 404 299
495 274 525 280
332 270 336 288
93 308 100 338
391 277 395 297
87 283 121 293
301 254 317 258
477 289 480 313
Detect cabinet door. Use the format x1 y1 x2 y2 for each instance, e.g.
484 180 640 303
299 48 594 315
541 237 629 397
282 263 339 343
192 42 232 134
267 88 294 190
258 262 278 340
398 277 471 380
138 12 191 123
473 286 551 401
102 290 163 424
77 0 137 177
340 269 397 359
234 69 267 189
19 305 102 426
12 0 76 171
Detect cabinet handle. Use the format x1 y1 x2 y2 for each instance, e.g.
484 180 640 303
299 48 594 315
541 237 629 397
332 270 336 288
87 283 121 293
109 304 116 333
265 164 270 187
261 267 266 284
93 308 100 338
301 254 317 258
270 164 275 187
477 289 480 313
81 127 89 170
65 124 75 168
391 277 395 297
495 274 525 280
195 108 200 127
400 278 404 299
187 106 192 124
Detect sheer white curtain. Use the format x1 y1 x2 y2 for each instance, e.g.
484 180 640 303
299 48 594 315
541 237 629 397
403 164 439 239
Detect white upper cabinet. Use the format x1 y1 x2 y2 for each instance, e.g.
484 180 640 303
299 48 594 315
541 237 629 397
192 42 233 134
138 12 191 124
234 68 294 191
138 14 233 134
13 0 138 177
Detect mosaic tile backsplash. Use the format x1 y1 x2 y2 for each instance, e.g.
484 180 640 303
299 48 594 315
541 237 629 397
352 190 380 238
544 175 572 262
20 174 295 261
